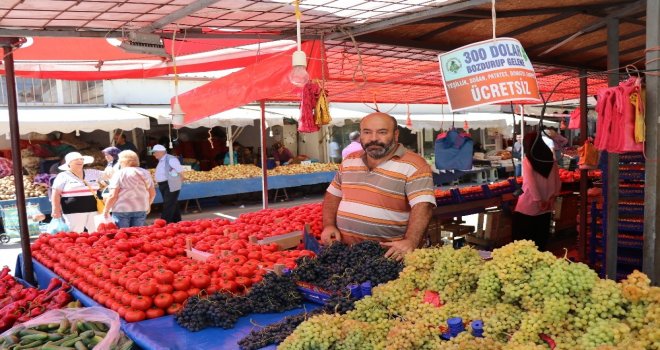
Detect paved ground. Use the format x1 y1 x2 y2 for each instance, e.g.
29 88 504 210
1 192 325 276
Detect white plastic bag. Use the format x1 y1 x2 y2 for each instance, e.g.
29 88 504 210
0 307 121 350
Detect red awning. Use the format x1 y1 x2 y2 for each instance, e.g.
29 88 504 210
175 40 325 125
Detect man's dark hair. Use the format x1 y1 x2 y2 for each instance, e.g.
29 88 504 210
119 134 127 141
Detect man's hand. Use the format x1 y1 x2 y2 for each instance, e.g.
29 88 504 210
320 225 341 245
381 239 417 262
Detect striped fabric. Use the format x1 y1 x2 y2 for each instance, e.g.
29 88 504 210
327 144 436 240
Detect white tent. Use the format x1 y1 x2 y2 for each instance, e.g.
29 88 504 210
0 106 150 136
119 105 289 128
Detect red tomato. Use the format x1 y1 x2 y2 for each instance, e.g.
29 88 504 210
172 291 189 303
167 261 183 273
187 288 201 297
190 274 211 289
172 276 191 291
121 293 135 306
138 283 158 297
167 303 182 315
153 269 175 285
237 267 254 278
157 284 174 294
154 219 167 228
220 269 236 281
124 309 146 323
130 295 153 311
154 293 174 309
146 307 165 319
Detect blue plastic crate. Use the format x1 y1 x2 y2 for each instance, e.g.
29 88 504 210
296 282 336 304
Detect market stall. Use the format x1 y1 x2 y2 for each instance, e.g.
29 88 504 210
14 255 320 350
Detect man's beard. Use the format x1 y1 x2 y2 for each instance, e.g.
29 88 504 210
362 140 395 159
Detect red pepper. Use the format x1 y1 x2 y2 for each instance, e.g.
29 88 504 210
0 266 10 280
43 278 62 294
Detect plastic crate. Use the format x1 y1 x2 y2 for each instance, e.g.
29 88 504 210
296 282 337 304
618 205 644 216
456 185 491 202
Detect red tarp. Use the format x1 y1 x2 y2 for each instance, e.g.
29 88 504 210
175 40 325 125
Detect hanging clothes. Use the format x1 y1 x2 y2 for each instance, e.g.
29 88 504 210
568 108 580 130
434 129 473 171
593 77 644 153
630 86 645 143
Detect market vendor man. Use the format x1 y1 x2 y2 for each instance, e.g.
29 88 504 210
321 112 436 261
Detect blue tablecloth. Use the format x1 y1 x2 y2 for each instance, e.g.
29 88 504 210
153 172 336 203
0 196 52 214
16 255 319 350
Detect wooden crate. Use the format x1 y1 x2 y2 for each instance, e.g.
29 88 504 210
472 210 512 248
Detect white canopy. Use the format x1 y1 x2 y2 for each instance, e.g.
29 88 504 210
326 103 556 137
0 106 150 136
119 105 288 129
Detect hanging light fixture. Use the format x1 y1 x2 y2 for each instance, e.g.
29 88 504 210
289 0 309 87
170 27 185 128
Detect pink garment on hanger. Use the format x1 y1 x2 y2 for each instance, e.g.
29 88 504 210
594 77 643 153
568 108 580 130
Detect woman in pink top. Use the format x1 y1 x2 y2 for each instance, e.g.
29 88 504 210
103 150 156 228
512 132 561 251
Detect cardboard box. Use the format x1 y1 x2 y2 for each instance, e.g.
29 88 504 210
474 210 512 247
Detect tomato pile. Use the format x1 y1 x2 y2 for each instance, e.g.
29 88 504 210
31 205 321 323
0 267 72 332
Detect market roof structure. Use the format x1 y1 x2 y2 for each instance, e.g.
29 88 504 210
0 0 646 107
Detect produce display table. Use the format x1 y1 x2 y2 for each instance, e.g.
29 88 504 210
0 196 52 214
153 171 336 203
15 254 320 350
433 193 515 220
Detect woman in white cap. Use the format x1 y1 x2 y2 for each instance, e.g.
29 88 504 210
50 152 100 233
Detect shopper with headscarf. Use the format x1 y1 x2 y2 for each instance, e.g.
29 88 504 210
50 152 100 233
512 132 561 251
100 147 121 188
103 150 155 228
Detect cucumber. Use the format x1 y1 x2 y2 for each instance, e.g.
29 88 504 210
76 323 89 333
14 339 45 349
41 344 75 350
78 331 94 340
17 330 46 338
73 341 87 350
51 334 78 346
57 319 70 334
60 337 82 348
94 322 109 333
18 334 48 342
48 334 64 342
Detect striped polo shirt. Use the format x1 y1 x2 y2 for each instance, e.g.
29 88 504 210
327 144 436 240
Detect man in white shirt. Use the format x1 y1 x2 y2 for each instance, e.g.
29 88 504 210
153 144 184 223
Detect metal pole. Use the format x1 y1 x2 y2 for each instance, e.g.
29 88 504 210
578 69 588 262
643 0 660 285
227 126 234 165
1 39 36 286
605 18 619 280
260 100 268 209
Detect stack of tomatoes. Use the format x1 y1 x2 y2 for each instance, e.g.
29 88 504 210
32 212 316 323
